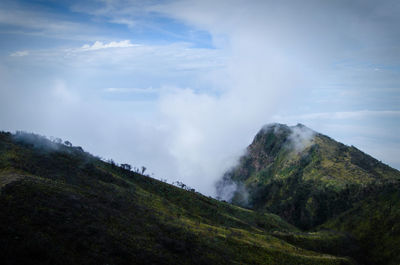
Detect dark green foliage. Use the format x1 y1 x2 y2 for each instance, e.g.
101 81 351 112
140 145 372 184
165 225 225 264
0 131 354 265
218 123 400 265
321 183 400 265
271 230 360 260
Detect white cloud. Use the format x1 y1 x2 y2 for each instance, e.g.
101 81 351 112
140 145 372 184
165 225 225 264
80 40 136 51
147 0 400 192
1 0 399 196
0 1 109 41
278 110 400 121
10 50 29 57
109 18 136 28
0 8 72 31
52 80 79 104
71 0 156 25
104 87 158 94
288 125 316 153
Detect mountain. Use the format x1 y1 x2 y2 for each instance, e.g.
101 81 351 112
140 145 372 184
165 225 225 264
217 123 400 265
0 131 356 265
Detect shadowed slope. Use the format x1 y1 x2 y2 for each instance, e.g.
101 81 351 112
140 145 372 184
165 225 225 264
0 131 354 265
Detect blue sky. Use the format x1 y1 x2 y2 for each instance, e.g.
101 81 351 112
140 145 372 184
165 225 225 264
1 0 399 195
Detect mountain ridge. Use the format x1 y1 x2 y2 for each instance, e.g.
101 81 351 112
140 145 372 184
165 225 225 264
217 123 400 265
0 130 357 265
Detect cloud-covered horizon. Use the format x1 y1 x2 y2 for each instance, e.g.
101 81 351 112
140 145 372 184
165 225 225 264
1 0 399 195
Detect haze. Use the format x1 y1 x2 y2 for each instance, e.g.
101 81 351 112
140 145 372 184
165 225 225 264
1 0 399 196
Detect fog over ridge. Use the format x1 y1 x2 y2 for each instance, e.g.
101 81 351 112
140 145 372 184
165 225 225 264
0 0 399 196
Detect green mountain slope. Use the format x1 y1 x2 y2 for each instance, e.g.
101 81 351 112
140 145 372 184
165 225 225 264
321 183 400 265
217 123 400 265
0 131 355 265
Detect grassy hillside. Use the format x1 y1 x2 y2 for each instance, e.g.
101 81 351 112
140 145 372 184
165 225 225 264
0 131 355 265
321 183 400 265
217 123 400 265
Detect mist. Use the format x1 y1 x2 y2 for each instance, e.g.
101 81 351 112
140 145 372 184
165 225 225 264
287 125 316 153
1 0 400 196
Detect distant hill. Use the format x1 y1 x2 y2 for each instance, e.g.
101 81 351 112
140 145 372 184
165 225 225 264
217 123 400 265
0 131 356 265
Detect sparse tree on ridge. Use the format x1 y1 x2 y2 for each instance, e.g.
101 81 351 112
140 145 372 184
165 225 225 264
120 163 132 171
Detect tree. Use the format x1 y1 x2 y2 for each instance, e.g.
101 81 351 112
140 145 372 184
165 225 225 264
51 137 62 144
120 163 132 171
141 166 146 174
64 140 72 147
108 159 116 168
75 146 84 152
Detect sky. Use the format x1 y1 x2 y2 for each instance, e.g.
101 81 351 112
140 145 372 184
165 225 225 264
0 0 399 195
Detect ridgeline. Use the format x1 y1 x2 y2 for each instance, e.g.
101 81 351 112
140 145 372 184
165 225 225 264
0 131 354 265
218 123 400 265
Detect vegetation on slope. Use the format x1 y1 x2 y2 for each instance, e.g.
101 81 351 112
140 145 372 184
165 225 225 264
0 131 354 265
217 123 400 265
321 183 400 265
218 124 399 227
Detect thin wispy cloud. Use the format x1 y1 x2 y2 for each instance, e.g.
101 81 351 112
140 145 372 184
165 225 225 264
104 87 158 94
0 7 87 37
109 18 136 28
277 110 400 121
10 51 29 57
80 40 136 51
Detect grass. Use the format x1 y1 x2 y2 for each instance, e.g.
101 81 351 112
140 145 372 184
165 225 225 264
0 131 355 265
222 124 400 264
321 184 400 265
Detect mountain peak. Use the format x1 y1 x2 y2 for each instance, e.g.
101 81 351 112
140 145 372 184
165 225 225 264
217 123 400 228
255 123 316 159
260 123 310 133
216 123 400 265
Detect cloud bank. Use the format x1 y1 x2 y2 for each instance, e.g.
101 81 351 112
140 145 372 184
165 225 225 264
1 0 399 196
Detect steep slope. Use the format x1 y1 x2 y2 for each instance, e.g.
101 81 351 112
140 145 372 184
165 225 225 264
217 123 400 265
321 183 400 265
0 131 354 265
